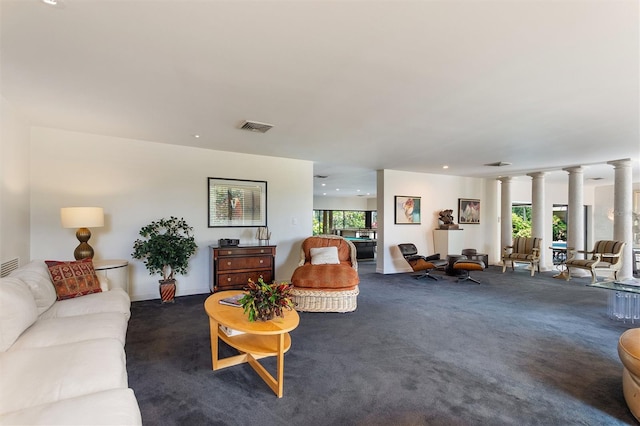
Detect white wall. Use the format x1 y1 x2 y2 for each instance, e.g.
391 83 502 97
377 169 493 274
594 182 640 244
0 96 31 266
29 127 313 301
313 196 375 211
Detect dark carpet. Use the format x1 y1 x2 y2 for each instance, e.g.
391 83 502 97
126 263 638 426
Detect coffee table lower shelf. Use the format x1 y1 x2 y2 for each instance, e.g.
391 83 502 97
211 322 292 396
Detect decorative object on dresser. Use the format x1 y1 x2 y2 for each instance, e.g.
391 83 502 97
256 226 271 244
131 217 197 303
60 207 104 260
210 244 276 292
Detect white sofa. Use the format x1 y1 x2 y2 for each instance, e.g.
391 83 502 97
0 260 142 425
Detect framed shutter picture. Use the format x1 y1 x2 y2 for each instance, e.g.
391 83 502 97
208 177 267 227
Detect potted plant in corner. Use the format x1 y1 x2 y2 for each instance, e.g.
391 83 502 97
132 216 197 303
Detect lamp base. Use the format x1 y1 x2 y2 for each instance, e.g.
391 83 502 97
74 227 94 260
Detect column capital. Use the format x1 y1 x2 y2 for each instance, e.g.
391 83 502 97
497 176 512 183
562 166 584 174
607 158 632 169
527 172 546 178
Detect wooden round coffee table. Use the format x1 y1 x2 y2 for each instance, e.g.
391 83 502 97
204 290 300 398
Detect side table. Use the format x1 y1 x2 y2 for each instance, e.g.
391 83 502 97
445 254 465 276
93 259 129 294
204 291 300 397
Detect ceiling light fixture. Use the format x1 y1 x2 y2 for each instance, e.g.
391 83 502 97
42 0 58 5
442 165 449 169
193 134 200 138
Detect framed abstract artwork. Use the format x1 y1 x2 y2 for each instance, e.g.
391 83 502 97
458 198 480 224
208 178 267 227
395 196 421 224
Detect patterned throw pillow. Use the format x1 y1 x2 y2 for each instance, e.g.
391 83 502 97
45 259 102 300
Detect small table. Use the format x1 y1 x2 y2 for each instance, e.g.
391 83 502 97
445 255 465 276
204 291 300 398
93 259 129 293
549 246 573 280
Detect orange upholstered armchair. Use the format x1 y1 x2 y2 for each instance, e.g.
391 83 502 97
290 235 359 312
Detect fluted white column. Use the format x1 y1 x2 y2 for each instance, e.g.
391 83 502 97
528 172 547 270
607 158 633 280
499 177 513 253
563 166 585 262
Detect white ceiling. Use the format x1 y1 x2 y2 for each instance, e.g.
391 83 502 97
2 0 638 198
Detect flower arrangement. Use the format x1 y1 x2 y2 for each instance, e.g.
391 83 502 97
239 277 295 322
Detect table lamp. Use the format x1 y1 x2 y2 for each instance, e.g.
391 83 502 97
60 207 104 260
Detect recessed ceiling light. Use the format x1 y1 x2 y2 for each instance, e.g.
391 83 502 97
321 183 326 187
323 193 327 196
42 0 58 4
336 188 340 191
442 165 449 169
193 134 200 138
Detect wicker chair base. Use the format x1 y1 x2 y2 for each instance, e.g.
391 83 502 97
290 286 359 313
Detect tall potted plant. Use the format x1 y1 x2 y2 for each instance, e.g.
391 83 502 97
132 216 197 303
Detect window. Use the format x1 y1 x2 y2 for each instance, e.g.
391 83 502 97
312 210 376 235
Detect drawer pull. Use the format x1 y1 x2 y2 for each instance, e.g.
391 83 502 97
260 250 265 253
227 278 231 282
227 262 232 266
259 260 263 264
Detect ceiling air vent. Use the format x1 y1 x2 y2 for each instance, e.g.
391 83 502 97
314 175 328 179
484 161 512 167
239 120 273 133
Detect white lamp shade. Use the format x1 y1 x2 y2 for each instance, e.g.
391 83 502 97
60 207 104 228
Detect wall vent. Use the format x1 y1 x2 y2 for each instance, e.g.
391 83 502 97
1 257 20 277
239 120 273 133
484 161 512 167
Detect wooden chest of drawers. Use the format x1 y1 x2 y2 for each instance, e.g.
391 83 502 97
210 244 276 292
